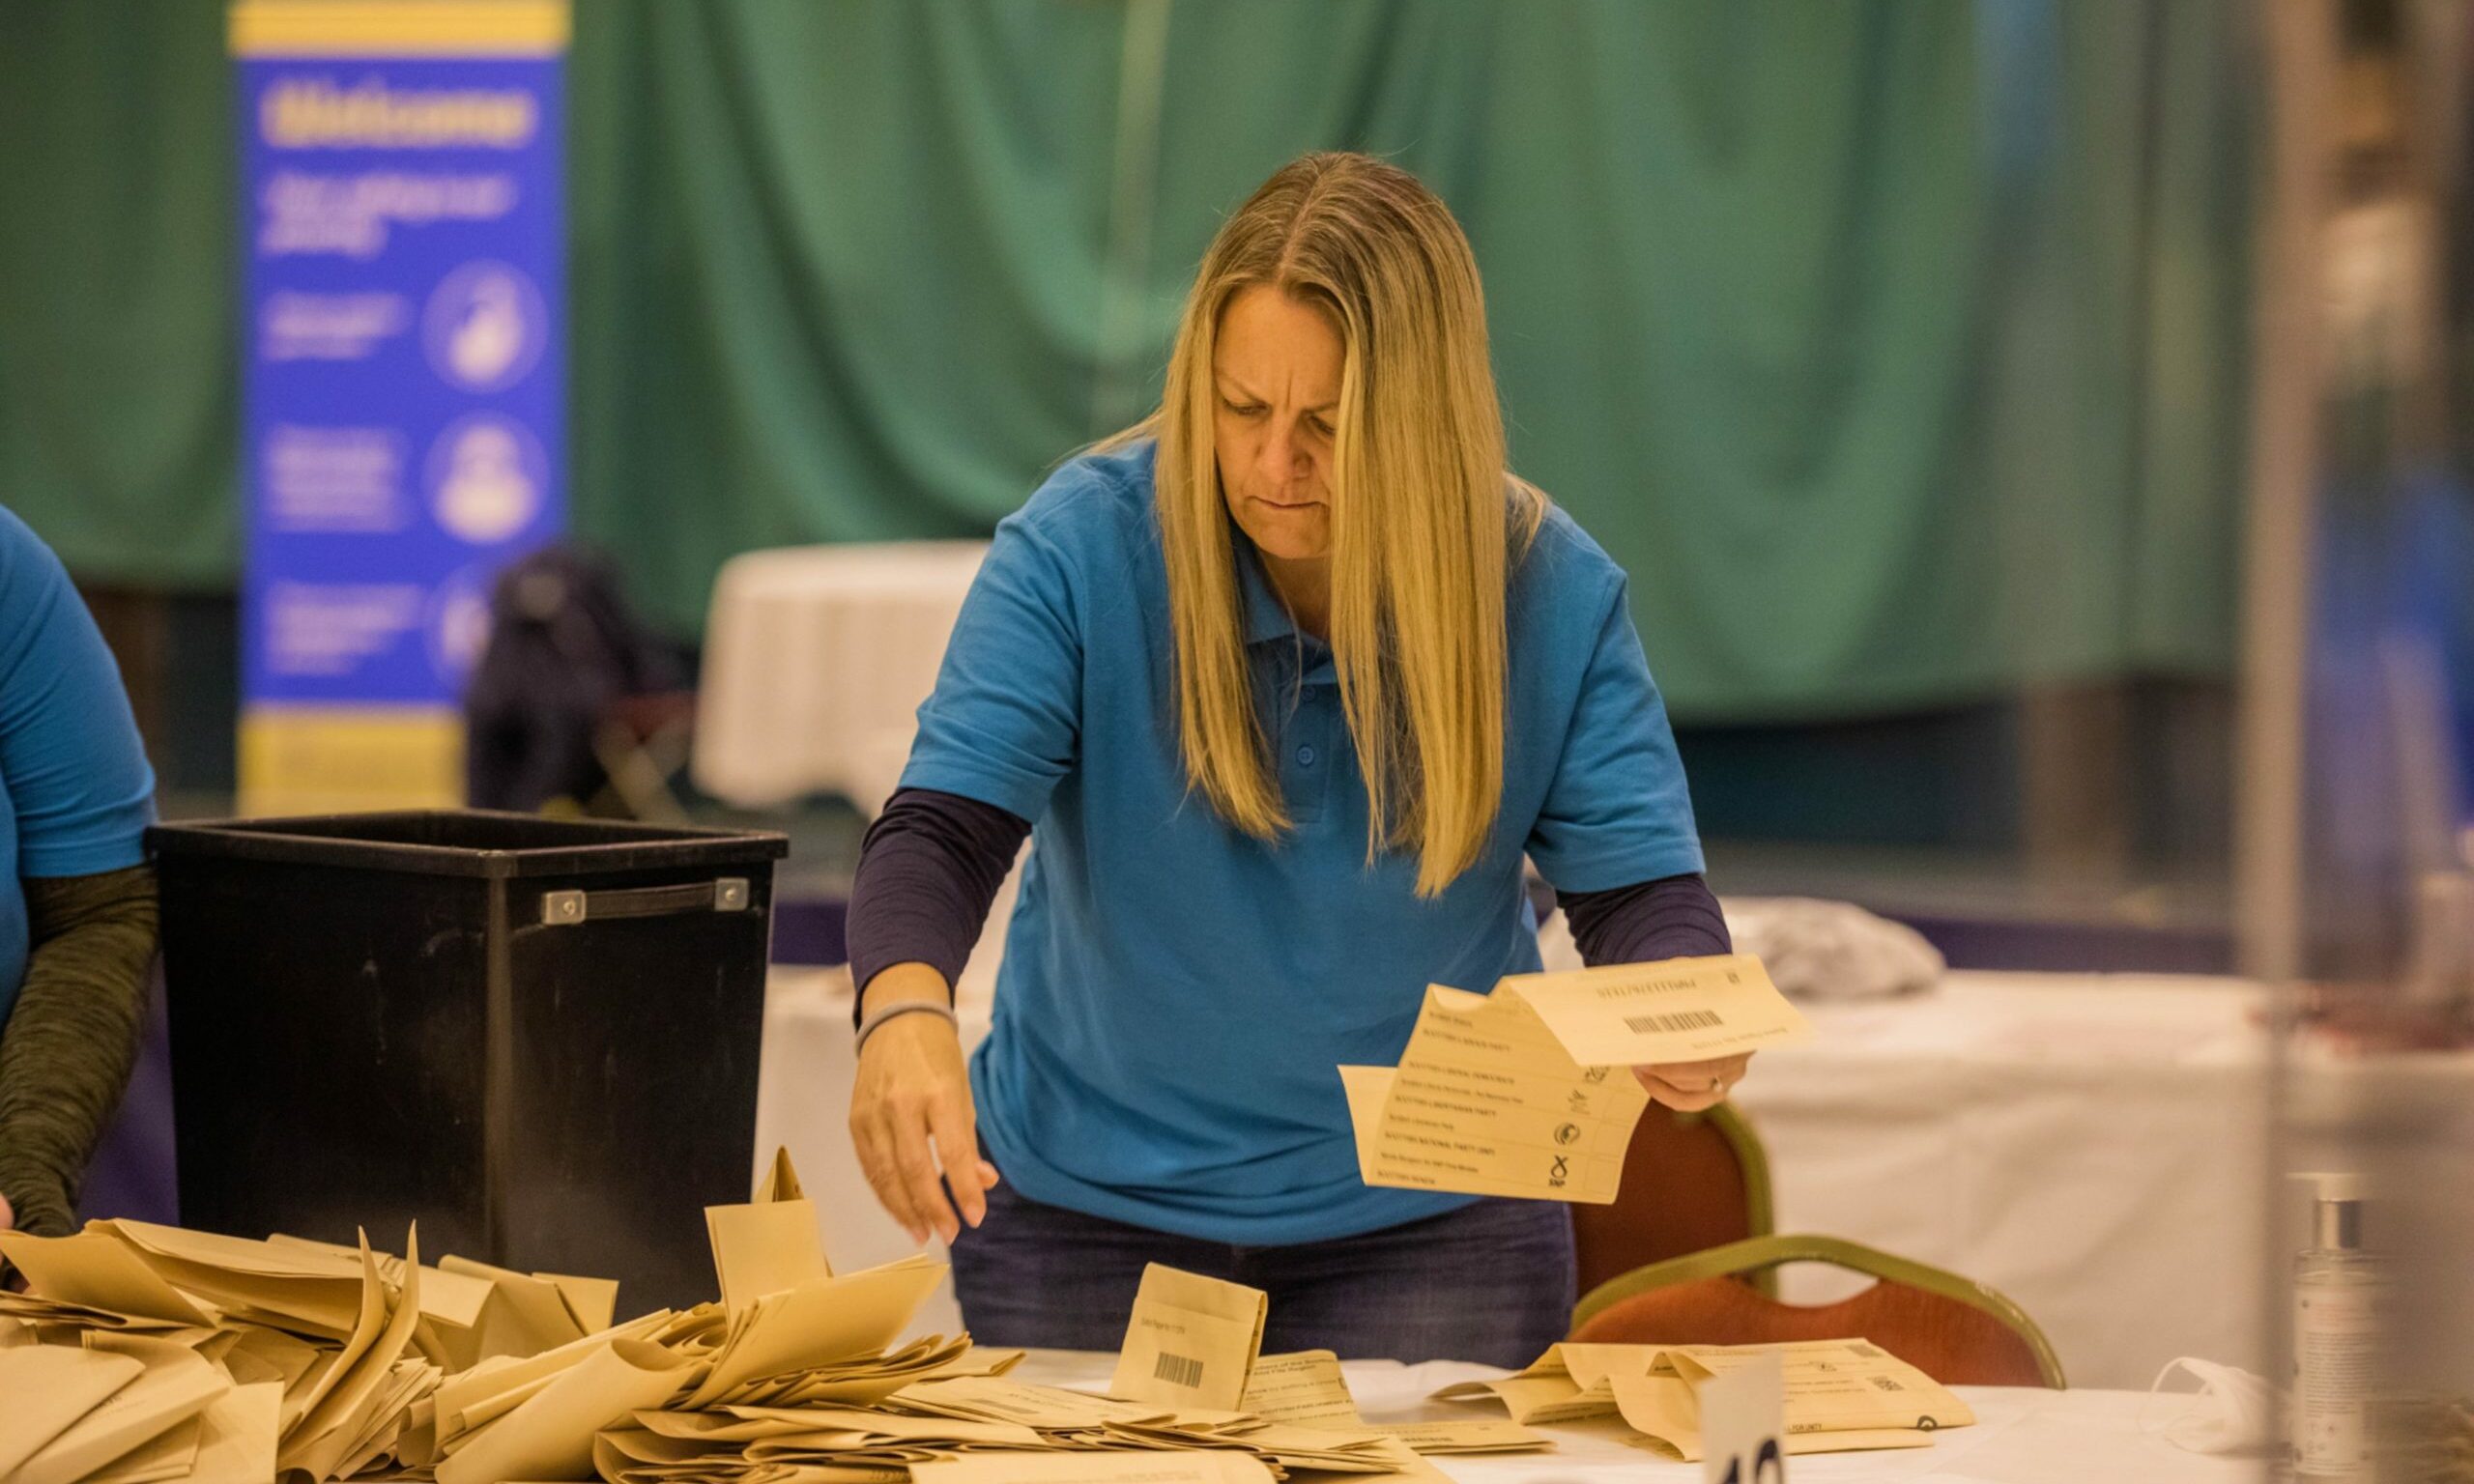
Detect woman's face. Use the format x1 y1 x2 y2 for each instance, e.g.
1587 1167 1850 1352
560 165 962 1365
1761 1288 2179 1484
1212 285 1342 563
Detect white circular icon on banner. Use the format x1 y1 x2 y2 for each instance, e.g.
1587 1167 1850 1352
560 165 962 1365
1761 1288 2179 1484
427 414 546 544
423 261 546 393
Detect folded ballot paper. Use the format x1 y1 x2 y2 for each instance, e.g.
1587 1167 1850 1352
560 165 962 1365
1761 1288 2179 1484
0 1151 1561 1482
1435 1338 1975 1460
0 1221 440 1483
1339 954 1812 1204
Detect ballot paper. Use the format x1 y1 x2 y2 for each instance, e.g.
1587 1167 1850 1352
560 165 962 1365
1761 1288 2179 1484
0 1344 146 1476
891 1374 1176 1430
183 1382 283 1484
433 1254 597 1367
91 1218 370 1339
910 1452 1278 1483
1366 1418 1550 1454
0 1230 221 1327
277 1230 426 1480
682 1254 947 1409
711 1331 1021 1410
1108 1265 1269 1413
435 1335 696 1484
1498 953 1815 1065
1340 984 1650 1203
706 1147 833 1313
14 1333 227 1484
83 1413 202 1484
1237 1349 1362 1426
1437 1339 1972 1460
429 1308 677 1442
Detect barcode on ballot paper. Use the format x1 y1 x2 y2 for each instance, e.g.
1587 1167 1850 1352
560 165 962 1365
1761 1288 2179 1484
1154 1353 1205 1388
1624 1009 1723 1034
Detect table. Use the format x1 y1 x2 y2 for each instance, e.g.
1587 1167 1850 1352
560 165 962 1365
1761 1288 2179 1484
995 1350 2269 1482
756 962 2474 1392
694 539 991 813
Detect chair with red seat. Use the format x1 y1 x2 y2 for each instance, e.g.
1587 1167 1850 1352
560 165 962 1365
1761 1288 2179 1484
1570 1234 2065 1388
1572 1100 1777 1300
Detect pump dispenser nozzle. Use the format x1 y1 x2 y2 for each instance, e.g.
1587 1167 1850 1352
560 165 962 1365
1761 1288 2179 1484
2292 1171 2370 1251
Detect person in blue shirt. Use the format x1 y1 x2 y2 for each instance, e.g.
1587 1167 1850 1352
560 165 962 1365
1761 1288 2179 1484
0 507 159 1241
844 153 1747 1365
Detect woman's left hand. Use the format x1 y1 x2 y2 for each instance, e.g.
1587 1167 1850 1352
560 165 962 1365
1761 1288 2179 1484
1633 1052 1752 1112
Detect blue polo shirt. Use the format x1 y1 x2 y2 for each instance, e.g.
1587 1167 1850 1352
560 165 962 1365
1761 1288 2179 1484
900 441 1702 1244
0 507 157 1031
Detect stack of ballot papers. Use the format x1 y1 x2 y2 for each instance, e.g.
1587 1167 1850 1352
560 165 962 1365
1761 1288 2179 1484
1433 1338 1976 1460
0 1149 1563 1481
588 1259 1543 1483
1339 954 1813 1203
0 1221 453 1481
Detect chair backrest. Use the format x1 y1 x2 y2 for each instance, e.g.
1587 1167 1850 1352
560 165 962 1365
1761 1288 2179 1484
1570 1101 1774 1300
1569 1235 2065 1389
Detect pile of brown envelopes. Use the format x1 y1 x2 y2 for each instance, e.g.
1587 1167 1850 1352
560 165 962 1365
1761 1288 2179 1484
0 1150 1556 1482
0 1219 451 1482
1432 1338 1977 1461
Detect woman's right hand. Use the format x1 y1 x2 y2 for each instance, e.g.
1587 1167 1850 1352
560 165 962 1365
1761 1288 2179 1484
849 967 999 1245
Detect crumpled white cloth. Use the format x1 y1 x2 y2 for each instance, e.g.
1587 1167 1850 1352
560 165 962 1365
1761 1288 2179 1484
1532 890 1943 1001
1720 896 1945 1000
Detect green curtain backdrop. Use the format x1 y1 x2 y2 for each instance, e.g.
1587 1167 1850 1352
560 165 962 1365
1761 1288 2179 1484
0 0 2253 720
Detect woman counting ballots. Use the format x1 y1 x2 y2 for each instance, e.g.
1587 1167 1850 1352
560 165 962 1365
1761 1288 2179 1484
845 152 1747 1366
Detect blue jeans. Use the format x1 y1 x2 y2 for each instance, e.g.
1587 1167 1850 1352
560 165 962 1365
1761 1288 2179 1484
948 1180 1575 1368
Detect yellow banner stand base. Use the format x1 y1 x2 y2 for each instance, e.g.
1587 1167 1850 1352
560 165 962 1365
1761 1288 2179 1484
239 706 465 817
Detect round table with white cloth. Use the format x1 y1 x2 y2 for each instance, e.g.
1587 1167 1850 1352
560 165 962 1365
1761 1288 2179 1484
693 539 992 815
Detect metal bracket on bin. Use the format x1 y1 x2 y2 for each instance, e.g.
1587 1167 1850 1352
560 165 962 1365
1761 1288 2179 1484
541 877 752 926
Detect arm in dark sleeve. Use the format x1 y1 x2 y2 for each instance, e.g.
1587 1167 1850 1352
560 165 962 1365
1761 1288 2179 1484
0 864 158 1236
1556 871 1731 968
845 787 1030 1027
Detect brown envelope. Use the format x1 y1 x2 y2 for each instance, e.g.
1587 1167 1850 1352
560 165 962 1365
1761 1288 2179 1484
1499 953 1815 1064
705 1195 832 1314
434 1336 697 1484
1236 1350 1361 1426
0 1231 220 1327
755 1145 806 1203
0 1345 145 1476
911 1452 1278 1483
14 1334 226 1484
81 1414 201 1484
183 1382 283 1484
681 1256 945 1410
436 1254 592 1364
1108 1265 1268 1413
276 1229 425 1479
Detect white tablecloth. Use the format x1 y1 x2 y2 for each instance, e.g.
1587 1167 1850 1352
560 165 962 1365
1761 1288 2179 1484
755 964 2474 1391
694 539 1021 1001
999 1351 2266 1483
694 540 990 813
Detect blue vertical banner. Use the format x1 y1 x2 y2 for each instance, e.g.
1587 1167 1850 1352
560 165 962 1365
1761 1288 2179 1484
233 0 566 813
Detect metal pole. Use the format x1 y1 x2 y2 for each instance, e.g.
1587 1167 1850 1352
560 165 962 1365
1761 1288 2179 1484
2238 0 2336 983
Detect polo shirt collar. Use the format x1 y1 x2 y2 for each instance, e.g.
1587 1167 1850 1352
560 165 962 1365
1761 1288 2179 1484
1234 535 1301 646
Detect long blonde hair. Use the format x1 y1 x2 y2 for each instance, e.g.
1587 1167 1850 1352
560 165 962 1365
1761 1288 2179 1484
1122 152 1544 897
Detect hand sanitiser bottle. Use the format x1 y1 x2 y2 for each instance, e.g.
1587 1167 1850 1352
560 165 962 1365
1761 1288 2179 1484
2290 1173 2386 1480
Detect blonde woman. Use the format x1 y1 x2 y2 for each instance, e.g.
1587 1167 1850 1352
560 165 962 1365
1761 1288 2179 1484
846 153 1747 1364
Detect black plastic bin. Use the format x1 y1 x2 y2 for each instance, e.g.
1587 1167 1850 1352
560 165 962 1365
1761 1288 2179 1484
149 810 791 1315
